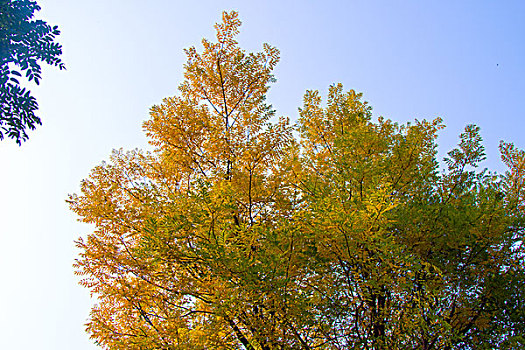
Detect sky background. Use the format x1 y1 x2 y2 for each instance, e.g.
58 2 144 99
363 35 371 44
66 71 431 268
0 1 524 349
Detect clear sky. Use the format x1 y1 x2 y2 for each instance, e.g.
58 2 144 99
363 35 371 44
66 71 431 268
0 1 524 349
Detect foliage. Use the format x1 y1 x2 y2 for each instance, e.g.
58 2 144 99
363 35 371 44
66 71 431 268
69 11 525 350
0 0 65 144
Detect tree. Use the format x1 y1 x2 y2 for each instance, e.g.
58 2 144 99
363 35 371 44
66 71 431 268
0 0 65 144
69 11 525 350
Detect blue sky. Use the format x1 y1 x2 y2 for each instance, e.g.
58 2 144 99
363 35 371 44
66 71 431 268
0 1 524 349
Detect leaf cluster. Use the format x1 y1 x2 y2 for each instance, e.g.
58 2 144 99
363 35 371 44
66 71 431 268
0 0 65 144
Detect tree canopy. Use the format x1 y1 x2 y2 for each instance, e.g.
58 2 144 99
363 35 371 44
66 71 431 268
69 11 525 350
0 0 65 144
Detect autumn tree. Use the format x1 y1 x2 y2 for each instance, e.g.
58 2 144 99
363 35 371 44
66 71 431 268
69 11 525 350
